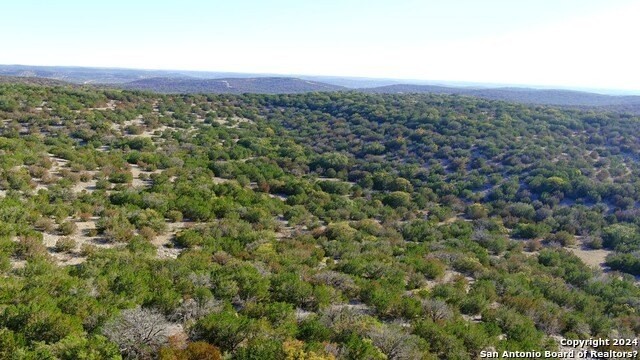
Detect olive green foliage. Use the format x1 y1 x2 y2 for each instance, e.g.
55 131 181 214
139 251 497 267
0 83 639 358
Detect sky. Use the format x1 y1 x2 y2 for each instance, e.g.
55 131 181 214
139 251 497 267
2 0 639 92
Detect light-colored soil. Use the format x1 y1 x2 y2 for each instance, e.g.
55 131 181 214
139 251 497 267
47 218 119 265
164 323 188 348
48 154 69 172
130 171 145 188
129 164 156 187
316 177 356 185
9 258 26 269
137 125 168 138
461 313 483 323
212 177 231 184
89 100 117 111
268 193 288 201
568 236 613 269
568 247 611 268
153 222 190 259
329 301 373 315
34 101 48 112
9 217 118 268
437 215 461 226
275 217 294 239
212 116 254 129
72 178 97 193
410 269 473 294
6 107 264 269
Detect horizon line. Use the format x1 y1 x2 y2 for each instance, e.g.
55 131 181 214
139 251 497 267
2 62 639 96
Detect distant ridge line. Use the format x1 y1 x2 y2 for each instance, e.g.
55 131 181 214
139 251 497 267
1 64 640 112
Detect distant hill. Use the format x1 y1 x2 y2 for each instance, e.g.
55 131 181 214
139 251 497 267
0 65 174 84
0 75 73 87
364 84 640 109
0 64 200 84
0 64 399 88
122 77 346 94
3 64 640 112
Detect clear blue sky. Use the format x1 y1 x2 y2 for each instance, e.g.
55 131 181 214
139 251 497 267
2 0 639 91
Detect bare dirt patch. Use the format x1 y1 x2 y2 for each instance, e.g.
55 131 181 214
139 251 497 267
35 218 118 266
72 178 97 193
408 269 474 294
129 164 162 188
568 236 613 269
568 247 611 268
212 177 231 185
138 125 168 138
212 116 254 129
89 99 118 111
153 222 190 259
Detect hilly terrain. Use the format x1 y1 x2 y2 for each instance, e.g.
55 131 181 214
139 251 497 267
121 76 640 112
0 64 407 88
0 64 190 84
3 65 640 112
0 75 73 87
364 84 640 111
1 79 640 358
123 77 346 94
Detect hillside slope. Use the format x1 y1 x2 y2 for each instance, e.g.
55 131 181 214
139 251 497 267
123 77 347 93
3 65 640 111
365 84 640 110
1 83 640 358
